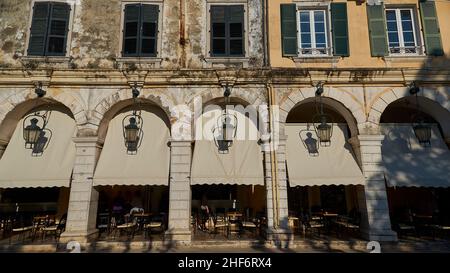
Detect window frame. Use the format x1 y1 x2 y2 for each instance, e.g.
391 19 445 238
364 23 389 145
295 5 332 57
119 0 163 58
385 6 424 57
25 0 75 57
206 1 248 58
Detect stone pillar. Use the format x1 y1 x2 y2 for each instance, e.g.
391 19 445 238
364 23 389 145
166 140 192 242
350 134 398 242
60 137 102 243
262 136 292 242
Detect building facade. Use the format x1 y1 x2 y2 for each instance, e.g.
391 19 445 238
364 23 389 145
0 0 449 246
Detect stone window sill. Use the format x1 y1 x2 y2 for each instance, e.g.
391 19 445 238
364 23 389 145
292 56 341 68
20 56 72 69
115 57 162 69
383 55 430 64
203 57 250 68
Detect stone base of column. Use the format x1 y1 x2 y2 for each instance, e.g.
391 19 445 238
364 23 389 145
59 229 99 244
264 227 293 247
165 228 192 244
361 228 398 242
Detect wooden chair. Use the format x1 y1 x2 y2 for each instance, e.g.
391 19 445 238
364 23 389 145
212 213 228 238
305 215 324 237
144 215 165 240
42 215 67 242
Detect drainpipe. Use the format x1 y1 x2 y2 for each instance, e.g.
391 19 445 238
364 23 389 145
179 0 186 68
263 0 270 67
267 82 279 229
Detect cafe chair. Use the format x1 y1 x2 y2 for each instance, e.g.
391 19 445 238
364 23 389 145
96 212 111 238
42 215 67 242
212 213 228 238
305 215 324 237
144 220 165 240
113 216 138 240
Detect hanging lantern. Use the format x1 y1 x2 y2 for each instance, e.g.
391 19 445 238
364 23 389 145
213 85 238 153
213 112 238 154
122 112 143 155
22 110 51 151
409 82 431 147
312 83 333 146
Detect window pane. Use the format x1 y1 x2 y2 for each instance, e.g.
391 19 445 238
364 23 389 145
387 22 398 32
141 38 155 54
400 10 412 21
402 20 413 31
315 34 326 45
301 34 311 48
230 23 242 38
388 33 399 44
386 10 396 21
212 39 225 54
314 11 324 22
300 22 310 33
229 39 243 55
403 32 414 43
212 23 225 38
47 37 64 53
315 22 325 33
142 22 156 37
124 38 137 54
299 12 309 23
125 22 138 37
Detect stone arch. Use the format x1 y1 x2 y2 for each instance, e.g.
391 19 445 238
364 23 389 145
92 88 175 128
0 88 86 143
279 87 363 137
368 86 450 137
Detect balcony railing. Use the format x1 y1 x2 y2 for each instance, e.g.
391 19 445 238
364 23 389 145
388 46 425 56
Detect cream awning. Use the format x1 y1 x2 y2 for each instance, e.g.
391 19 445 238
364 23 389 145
285 123 364 187
190 140 264 185
93 110 170 186
191 107 264 185
0 111 76 188
381 124 450 188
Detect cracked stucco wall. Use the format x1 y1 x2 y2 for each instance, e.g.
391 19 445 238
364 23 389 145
0 0 264 69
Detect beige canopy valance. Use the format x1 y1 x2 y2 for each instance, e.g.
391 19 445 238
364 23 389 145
285 123 364 187
381 124 450 188
0 111 76 188
191 140 264 185
93 111 170 186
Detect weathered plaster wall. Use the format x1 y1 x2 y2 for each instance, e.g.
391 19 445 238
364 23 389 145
0 0 30 68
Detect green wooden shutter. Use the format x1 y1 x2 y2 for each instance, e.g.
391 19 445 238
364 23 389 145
280 4 298 57
140 4 159 56
331 3 349 57
228 5 245 56
419 1 444 56
28 2 51 56
123 4 141 56
46 3 70 56
367 4 388 57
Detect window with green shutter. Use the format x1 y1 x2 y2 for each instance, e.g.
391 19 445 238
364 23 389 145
280 4 297 57
331 3 349 57
419 1 443 56
123 4 159 57
210 5 245 57
367 4 388 57
28 2 71 56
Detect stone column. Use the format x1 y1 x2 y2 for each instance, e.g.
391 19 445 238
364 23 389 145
60 137 102 243
166 139 192 242
350 134 398 242
262 136 292 242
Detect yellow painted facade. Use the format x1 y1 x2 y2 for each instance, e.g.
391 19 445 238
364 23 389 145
269 0 450 68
